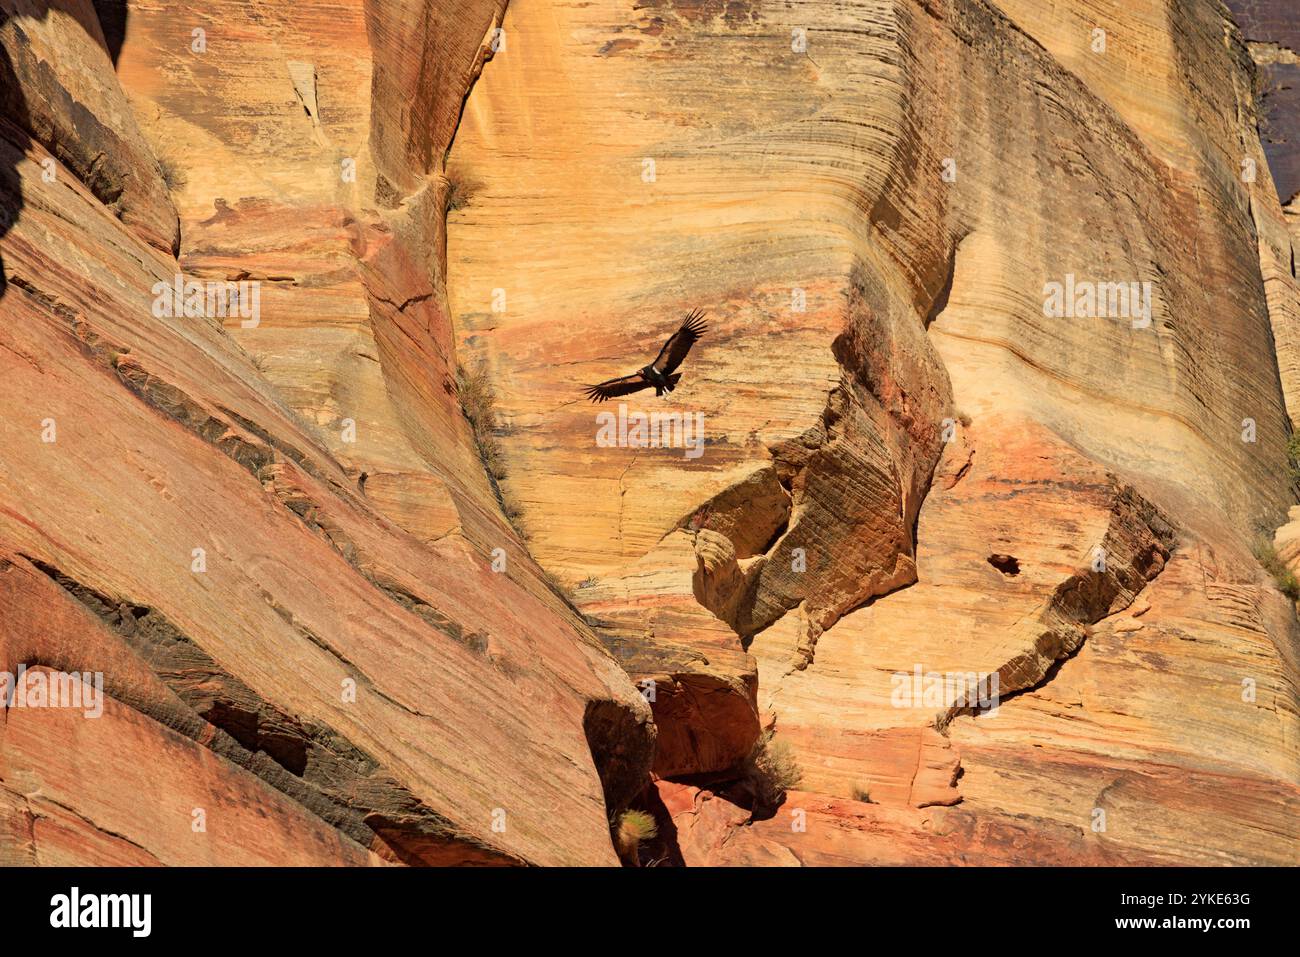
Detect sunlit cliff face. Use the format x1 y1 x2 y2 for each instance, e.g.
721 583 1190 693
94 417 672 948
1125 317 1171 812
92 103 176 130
0 0 1297 867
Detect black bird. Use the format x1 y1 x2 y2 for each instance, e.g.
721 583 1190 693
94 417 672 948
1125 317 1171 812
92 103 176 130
583 310 707 403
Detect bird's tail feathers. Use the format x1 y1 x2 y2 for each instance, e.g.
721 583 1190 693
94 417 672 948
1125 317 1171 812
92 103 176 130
654 372 683 396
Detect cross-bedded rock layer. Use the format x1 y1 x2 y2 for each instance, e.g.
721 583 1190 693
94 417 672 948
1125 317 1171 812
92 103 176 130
446 0 1300 864
2 0 1298 866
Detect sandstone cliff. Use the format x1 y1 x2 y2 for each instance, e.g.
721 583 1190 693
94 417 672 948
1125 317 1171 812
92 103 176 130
1 0 1297 866
0 0 653 867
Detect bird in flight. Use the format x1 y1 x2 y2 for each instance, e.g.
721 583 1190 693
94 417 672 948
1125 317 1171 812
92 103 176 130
582 310 707 403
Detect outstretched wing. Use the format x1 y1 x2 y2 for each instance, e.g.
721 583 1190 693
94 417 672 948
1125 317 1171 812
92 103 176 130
583 373 652 403
652 309 707 375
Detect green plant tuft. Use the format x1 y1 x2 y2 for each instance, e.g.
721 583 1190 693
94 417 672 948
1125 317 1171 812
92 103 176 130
1286 431 1300 486
615 809 658 863
1253 537 1300 602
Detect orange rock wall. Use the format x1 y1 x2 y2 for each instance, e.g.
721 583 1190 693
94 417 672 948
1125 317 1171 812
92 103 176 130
1 0 1297 866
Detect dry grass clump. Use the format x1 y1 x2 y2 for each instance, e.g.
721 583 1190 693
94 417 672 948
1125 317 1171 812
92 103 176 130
157 156 187 192
744 730 802 812
616 810 657 855
444 169 480 212
1253 538 1300 601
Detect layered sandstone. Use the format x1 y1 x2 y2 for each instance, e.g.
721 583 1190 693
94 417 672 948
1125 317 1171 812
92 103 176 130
2 0 1298 867
446 0 1300 864
0 0 653 866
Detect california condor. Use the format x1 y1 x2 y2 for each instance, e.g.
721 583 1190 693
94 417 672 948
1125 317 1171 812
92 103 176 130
582 310 707 403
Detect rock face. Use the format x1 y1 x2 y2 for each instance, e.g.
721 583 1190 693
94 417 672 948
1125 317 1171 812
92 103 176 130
0 0 653 867
1 1 179 254
2 0 1298 867
446 0 1300 865
1226 0 1300 205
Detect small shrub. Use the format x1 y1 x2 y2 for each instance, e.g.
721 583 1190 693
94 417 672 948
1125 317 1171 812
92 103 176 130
444 169 479 212
457 362 501 474
501 495 525 527
618 809 657 843
615 809 658 862
744 730 802 811
956 410 972 428
540 566 570 598
1253 538 1300 601
157 156 187 193
1287 431 1300 485
687 504 713 532
850 784 874 804
1252 69 1286 138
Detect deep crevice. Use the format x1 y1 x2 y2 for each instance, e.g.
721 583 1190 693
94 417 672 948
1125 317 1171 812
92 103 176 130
19 554 518 865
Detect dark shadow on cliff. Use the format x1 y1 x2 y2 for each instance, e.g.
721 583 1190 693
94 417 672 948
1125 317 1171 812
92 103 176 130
638 784 686 867
90 0 125 65
0 15 30 300
0 1 131 298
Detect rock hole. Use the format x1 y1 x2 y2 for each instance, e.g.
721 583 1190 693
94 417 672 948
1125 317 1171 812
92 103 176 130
988 554 1020 576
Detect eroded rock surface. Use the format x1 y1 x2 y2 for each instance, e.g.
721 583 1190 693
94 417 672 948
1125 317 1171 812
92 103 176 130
2 0 1298 867
447 0 1300 864
0 0 652 867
